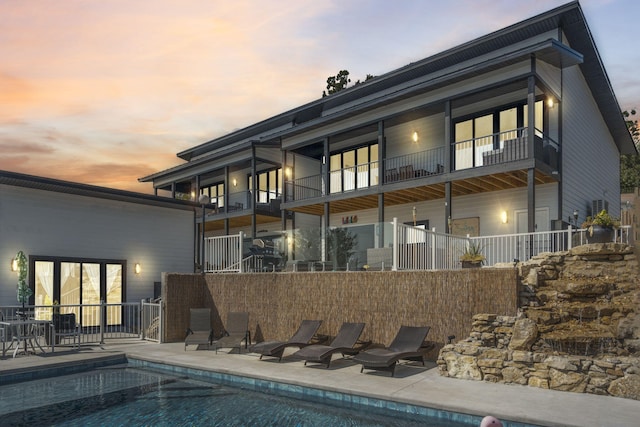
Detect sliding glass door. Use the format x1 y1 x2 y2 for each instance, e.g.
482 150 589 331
32 257 125 327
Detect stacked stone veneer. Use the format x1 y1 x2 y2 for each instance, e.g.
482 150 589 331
437 243 640 400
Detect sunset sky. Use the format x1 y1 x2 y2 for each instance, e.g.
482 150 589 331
1 0 638 193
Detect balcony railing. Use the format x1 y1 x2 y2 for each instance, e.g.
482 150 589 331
384 146 445 183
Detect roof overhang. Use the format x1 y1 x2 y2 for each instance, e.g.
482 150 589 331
1 170 197 211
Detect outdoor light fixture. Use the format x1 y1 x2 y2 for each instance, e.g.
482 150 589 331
232 178 237 187
134 263 141 275
11 258 18 272
573 209 579 225
501 211 508 224
547 97 555 108
412 131 419 142
285 167 292 178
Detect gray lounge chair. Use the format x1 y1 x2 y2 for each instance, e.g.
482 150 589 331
352 325 430 376
212 312 250 354
291 322 368 368
184 308 213 351
250 319 322 361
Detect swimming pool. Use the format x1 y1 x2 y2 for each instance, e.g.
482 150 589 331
0 362 537 426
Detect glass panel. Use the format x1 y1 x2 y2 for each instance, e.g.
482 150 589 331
474 114 493 137
357 147 369 188
82 263 101 327
455 120 473 142
370 144 379 185
34 261 54 320
524 100 544 137
474 114 494 166
330 154 342 193
269 170 277 200
343 150 355 191
499 107 518 141
60 262 81 320
277 168 282 196
258 173 268 203
217 183 225 208
106 264 122 325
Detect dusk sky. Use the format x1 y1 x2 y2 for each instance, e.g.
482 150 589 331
1 0 638 193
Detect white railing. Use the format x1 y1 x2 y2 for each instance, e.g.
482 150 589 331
141 300 162 343
393 219 467 270
199 224 631 274
203 231 244 273
391 223 631 270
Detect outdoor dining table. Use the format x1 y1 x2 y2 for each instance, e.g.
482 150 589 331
0 318 52 358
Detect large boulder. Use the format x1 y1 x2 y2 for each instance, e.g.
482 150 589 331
608 374 640 400
509 318 538 351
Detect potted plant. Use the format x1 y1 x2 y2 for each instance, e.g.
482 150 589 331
15 250 31 319
581 210 619 243
460 241 485 268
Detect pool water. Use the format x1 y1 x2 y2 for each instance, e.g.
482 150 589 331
0 366 475 426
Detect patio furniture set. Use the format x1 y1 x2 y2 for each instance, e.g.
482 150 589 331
0 312 81 358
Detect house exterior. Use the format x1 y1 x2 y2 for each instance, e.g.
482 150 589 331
140 2 635 270
0 170 196 307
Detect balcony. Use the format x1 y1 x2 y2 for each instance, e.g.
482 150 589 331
384 146 445 183
452 128 558 171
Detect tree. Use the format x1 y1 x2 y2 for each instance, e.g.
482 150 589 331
322 70 375 97
620 109 640 192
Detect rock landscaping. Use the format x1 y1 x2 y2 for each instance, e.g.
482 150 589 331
437 243 640 400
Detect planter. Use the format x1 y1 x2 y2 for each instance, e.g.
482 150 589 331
461 260 482 269
587 225 615 244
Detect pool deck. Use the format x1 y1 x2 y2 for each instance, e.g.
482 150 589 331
1 341 639 426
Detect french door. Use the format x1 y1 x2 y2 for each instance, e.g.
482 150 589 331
32 257 125 327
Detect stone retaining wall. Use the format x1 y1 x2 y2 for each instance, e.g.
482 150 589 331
437 243 640 400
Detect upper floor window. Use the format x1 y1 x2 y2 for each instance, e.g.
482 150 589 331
330 143 378 193
453 100 545 169
249 168 282 203
200 183 225 208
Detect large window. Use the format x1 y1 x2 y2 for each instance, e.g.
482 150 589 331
200 182 225 209
32 257 125 327
330 143 378 193
453 100 544 169
249 168 282 203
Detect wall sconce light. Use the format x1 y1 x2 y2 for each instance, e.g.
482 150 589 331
232 178 237 187
10 258 18 272
501 211 508 224
547 97 555 109
412 131 419 142
573 209 579 225
285 167 292 178
190 191 196 200
134 263 141 275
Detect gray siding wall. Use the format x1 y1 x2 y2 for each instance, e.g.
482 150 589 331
561 65 621 219
0 185 195 305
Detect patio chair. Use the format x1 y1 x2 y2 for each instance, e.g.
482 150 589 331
184 308 213 351
352 325 431 377
212 312 250 354
249 319 322 361
291 322 368 368
51 313 81 352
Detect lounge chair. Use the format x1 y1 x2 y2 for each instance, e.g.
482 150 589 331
212 312 250 354
250 319 322 361
184 308 213 351
291 322 368 368
352 325 430 376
